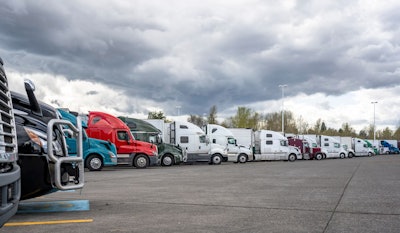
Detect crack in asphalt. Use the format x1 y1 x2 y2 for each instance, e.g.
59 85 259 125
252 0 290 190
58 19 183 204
322 160 362 233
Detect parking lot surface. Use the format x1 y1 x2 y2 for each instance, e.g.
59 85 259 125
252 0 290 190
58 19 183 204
2 155 400 233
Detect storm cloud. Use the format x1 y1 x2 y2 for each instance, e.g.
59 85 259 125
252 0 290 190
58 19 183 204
1 0 399 130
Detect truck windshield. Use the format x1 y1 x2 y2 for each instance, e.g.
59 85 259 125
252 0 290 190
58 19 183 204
199 135 206 143
227 137 236 145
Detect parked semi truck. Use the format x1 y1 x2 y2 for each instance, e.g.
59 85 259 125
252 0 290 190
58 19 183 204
203 124 252 163
118 116 186 166
145 119 227 165
380 140 400 154
11 82 85 200
1 60 84 227
85 111 158 168
58 109 118 171
0 57 19 227
253 130 301 162
306 135 348 159
351 138 374 157
287 136 325 160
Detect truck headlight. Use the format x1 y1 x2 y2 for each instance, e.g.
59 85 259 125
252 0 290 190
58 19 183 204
108 151 116 158
24 126 63 156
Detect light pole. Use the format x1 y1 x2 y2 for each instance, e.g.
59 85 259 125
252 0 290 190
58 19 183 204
278 84 287 134
371 101 378 149
176 106 181 116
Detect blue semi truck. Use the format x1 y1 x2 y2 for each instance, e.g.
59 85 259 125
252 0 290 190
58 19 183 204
380 140 400 154
58 109 118 171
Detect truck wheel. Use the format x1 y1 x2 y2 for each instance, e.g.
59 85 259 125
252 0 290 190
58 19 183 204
315 153 323 160
86 155 103 171
161 155 173 166
340 153 345 159
288 154 296 162
348 153 354 158
238 154 247 163
134 155 149 168
368 152 373 157
211 154 222 165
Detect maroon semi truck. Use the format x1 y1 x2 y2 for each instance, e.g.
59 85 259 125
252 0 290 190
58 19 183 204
288 137 324 160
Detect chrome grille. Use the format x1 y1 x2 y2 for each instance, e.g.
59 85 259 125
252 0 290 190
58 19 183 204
0 65 18 165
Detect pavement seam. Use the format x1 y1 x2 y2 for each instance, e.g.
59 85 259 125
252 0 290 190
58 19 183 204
322 160 362 233
127 200 400 216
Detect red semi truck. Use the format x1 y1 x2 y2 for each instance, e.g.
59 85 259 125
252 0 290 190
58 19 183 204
288 137 324 160
85 111 158 168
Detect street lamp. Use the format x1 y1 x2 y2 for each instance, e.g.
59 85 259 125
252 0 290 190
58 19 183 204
278 84 287 134
371 101 378 148
176 106 181 116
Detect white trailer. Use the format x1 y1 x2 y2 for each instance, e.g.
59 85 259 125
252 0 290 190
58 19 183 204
228 128 254 150
253 130 301 162
204 124 252 163
145 120 228 164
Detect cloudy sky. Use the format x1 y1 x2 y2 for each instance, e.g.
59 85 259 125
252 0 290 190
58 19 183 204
1 0 399 132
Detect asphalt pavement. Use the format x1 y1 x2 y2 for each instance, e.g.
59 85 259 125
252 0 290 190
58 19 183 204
2 155 400 233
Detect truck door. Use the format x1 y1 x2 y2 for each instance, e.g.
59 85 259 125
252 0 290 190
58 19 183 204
115 130 133 164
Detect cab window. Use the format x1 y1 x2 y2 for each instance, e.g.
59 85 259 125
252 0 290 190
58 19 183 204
117 131 129 141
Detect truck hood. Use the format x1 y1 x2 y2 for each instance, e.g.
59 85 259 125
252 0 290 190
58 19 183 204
88 137 117 154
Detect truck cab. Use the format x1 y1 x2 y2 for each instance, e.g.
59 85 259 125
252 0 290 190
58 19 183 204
11 81 84 201
380 140 400 154
169 121 227 165
352 138 374 157
287 136 324 160
58 109 117 171
203 124 252 163
118 116 186 166
318 135 347 159
253 130 301 162
86 111 158 168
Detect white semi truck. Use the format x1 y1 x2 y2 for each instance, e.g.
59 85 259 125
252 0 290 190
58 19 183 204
305 135 348 159
145 120 228 165
253 130 301 162
203 124 252 163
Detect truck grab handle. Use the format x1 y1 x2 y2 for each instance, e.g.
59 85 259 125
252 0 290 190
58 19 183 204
47 118 84 190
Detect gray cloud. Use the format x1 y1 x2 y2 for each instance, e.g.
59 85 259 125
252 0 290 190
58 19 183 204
1 0 399 118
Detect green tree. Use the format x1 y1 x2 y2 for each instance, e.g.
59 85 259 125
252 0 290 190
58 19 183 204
340 123 356 137
207 105 218 124
263 110 297 133
264 112 281 131
230 107 260 130
148 111 166 120
187 114 206 127
321 122 327 133
379 127 393 139
393 126 400 140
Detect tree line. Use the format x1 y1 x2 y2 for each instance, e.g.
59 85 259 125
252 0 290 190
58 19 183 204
147 105 400 140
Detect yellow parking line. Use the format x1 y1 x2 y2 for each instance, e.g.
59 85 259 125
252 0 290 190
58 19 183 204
4 219 93 227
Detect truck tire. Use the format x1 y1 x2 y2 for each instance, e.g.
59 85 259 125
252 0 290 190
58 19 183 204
238 154 247 163
161 154 174 166
348 152 354 158
86 155 103 171
288 153 296 162
315 153 323 160
340 153 345 159
211 154 222 165
368 152 373 157
134 155 149 168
